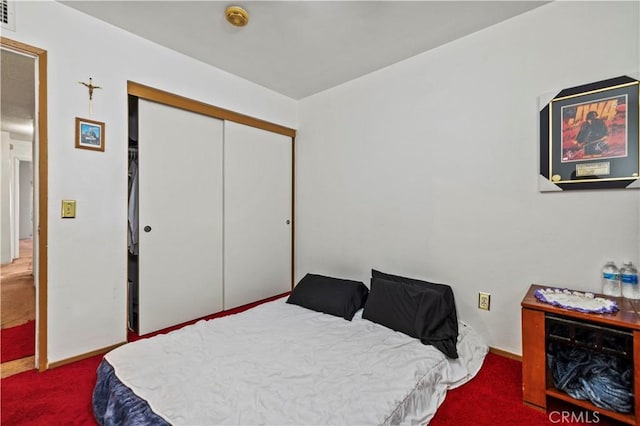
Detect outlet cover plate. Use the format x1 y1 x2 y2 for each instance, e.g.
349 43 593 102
478 292 491 311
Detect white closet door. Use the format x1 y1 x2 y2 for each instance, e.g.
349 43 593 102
224 121 292 309
138 100 223 335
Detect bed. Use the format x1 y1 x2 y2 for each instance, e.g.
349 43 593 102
93 272 488 425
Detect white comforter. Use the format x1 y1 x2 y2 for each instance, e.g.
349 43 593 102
106 297 487 425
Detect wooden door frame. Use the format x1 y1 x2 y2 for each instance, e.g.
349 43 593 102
1 37 48 371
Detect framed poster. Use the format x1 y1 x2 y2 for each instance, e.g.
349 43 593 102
539 76 639 191
75 117 105 152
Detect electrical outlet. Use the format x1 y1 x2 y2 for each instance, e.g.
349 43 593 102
478 292 491 311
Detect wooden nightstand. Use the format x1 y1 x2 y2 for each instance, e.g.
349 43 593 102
521 284 640 425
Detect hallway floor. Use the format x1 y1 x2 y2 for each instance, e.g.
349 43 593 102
1 238 36 377
1 238 35 328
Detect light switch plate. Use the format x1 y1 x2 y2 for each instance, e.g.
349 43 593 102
61 200 76 218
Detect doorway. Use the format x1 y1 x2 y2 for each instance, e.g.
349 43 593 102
0 37 48 374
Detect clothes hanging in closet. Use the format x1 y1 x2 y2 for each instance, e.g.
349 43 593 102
128 149 139 255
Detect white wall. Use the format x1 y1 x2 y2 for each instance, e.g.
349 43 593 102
6 0 639 362
0 135 31 262
10 0 297 363
296 1 640 355
0 131 12 264
19 161 33 239
11 140 32 251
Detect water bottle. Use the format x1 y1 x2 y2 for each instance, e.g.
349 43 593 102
620 261 639 300
601 261 621 297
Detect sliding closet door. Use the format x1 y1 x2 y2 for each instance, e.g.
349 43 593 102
224 121 292 310
138 100 223 335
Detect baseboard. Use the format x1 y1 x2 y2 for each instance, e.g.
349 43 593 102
47 342 125 370
489 346 522 361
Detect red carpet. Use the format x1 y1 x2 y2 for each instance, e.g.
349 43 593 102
1 320 35 362
1 354 102 425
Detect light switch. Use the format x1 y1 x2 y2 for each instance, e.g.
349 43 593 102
61 200 76 218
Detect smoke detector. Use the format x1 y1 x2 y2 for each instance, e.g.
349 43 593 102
225 6 249 27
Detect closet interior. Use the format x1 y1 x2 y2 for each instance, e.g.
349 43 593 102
127 95 139 332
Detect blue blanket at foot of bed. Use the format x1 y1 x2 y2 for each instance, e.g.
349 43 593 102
93 359 170 426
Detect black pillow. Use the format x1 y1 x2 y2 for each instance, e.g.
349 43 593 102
366 270 459 359
286 273 369 321
372 269 454 295
362 277 425 338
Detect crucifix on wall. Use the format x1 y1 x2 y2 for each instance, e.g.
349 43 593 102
79 77 102 115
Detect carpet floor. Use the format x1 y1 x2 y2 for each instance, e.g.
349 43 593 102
1 238 35 329
1 320 35 363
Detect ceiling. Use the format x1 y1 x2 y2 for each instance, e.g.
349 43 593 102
1 49 35 141
2 1 547 141
60 1 547 100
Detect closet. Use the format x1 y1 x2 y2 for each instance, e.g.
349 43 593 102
127 82 295 335
223 121 292 309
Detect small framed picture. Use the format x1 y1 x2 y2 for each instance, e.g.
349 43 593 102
75 117 105 152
